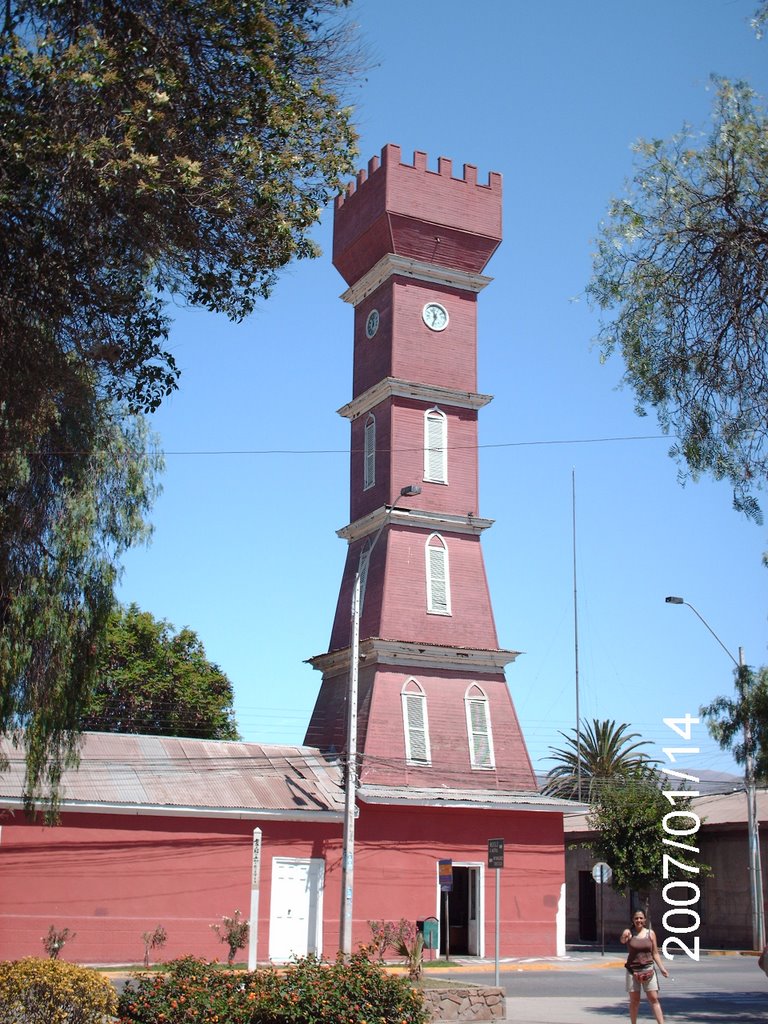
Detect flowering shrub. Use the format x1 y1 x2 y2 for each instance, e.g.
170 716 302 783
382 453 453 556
118 950 429 1024
368 919 404 960
0 957 118 1024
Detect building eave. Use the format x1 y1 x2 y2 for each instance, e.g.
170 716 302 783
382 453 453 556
307 637 521 676
340 253 493 307
338 377 493 420
357 785 584 814
0 797 344 822
337 504 493 544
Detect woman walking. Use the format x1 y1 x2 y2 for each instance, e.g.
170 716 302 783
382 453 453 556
620 910 669 1023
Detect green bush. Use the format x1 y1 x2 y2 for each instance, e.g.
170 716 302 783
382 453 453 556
0 957 118 1024
118 950 429 1024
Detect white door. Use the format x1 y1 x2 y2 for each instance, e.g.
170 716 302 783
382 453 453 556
269 857 324 961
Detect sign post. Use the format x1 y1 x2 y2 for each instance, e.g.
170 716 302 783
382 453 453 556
488 839 504 985
439 859 453 961
248 827 262 970
591 861 612 957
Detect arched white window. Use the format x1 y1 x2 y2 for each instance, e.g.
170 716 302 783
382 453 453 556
357 540 372 612
363 414 376 490
465 684 495 769
401 678 431 764
424 407 448 483
425 533 451 615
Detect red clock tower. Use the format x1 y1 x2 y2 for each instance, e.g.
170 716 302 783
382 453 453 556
306 145 537 795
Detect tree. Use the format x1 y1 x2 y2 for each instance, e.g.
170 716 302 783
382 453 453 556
0 409 162 812
81 604 240 740
1 0 358 415
701 664 768 782
586 775 699 908
588 77 768 522
542 718 660 801
1 0 355 806
753 2 768 36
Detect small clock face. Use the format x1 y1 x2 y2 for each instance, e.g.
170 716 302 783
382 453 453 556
422 302 449 332
365 309 380 339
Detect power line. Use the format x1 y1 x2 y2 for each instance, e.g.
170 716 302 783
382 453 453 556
7 433 668 459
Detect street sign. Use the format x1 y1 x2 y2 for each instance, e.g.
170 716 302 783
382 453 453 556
438 859 453 892
488 838 504 869
592 861 612 884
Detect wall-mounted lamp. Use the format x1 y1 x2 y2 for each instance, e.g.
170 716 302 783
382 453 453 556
400 484 422 497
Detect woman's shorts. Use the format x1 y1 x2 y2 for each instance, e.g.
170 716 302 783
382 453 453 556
626 968 659 993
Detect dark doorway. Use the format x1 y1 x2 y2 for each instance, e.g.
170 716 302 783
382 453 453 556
579 870 597 941
440 866 478 955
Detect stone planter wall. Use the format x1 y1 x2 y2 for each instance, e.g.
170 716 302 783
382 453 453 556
422 986 506 1021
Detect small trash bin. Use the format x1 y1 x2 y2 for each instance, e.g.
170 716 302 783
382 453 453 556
417 917 439 950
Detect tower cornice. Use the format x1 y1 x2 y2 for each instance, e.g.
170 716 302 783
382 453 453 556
338 377 493 421
307 638 520 676
340 253 493 307
337 504 493 543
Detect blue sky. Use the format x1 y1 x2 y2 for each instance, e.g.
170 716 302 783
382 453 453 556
117 0 767 779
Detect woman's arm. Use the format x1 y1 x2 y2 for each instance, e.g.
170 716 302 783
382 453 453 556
650 930 669 977
620 928 631 944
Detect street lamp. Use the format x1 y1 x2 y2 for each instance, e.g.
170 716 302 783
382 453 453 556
339 488 421 955
665 595 765 951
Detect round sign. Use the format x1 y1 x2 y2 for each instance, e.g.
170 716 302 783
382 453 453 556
592 861 612 884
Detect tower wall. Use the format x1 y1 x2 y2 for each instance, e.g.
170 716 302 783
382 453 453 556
306 145 536 794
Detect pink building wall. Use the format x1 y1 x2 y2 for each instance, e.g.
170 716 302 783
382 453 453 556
0 802 562 964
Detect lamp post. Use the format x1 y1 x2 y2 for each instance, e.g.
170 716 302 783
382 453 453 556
665 595 765 950
339 488 421 955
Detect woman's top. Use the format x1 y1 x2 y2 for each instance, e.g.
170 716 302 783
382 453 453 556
626 931 654 968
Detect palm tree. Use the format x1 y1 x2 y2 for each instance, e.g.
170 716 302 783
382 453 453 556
541 718 660 801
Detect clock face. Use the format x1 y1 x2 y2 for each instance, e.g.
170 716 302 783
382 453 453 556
422 302 449 332
365 308 380 339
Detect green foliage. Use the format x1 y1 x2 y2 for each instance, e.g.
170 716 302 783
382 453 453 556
587 775 699 896
118 952 430 1024
211 910 250 965
42 925 76 960
0 407 162 814
394 921 425 981
701 664 768 781
588 77 768 522
82 604 239 739
542 718 660 800
141 924 167 969
753 2 768 37
1 0 357 415
0 957 118 1024
1 0 355 811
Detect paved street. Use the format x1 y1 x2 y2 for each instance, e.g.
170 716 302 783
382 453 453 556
426 951 768 1023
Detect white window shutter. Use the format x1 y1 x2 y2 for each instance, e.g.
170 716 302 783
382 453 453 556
364 416 375 490
403 691 431 764
424 409 447 483
426 539 450 614
466 697 494 768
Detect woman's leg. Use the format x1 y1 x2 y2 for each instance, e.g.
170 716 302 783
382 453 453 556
646 990 664 1024
629 990 641 1024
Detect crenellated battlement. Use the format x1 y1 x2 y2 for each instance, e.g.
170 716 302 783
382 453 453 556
334 143 502 210
333 143 503 286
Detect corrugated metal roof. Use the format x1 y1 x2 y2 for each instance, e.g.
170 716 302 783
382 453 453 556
0 733 345 819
